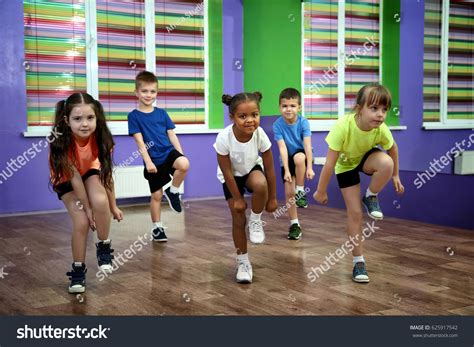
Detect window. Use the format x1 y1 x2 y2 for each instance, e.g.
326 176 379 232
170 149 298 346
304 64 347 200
423 0 473 129
24 0 214 136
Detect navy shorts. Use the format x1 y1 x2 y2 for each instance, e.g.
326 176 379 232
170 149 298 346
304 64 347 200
336 148 381 189
280 149 305 183
222 165 263 200
54 169 100 200
144 149 184 193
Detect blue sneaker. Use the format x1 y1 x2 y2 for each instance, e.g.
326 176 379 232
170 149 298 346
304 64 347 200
164 187 182 213
352 262 370 283
66 263 87 293
96 240 114 272
362 195 383 220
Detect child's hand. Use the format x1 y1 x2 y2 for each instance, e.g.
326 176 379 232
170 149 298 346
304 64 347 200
392 175 405 194
146 162 157 174
284 170 292 182
306 167 315 180
85 208 96 231
233 197 247 213
112 207 124 222
265 198 278 213
313 190 328 205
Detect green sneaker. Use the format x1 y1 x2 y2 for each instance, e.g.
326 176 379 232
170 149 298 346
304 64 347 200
295 191 308 208
288 223 302 240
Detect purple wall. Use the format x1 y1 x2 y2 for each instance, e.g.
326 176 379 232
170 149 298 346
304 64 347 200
0 0 243 214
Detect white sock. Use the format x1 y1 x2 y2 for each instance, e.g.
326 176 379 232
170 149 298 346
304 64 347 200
237 253 249 263
153 221 163 228
98 239 110 244
249 210 262 221
296 185 304 193
290 219 299 226
74 261 83 267
366 188 377 197
170 184 180 194
353 255 365 264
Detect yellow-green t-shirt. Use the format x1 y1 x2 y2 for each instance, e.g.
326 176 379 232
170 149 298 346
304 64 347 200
325 114 394 174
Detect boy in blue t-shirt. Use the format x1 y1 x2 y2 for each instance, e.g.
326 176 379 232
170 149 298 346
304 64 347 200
273 88 314 240
128 71 190 242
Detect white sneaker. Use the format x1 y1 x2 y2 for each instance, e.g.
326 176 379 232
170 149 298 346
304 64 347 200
236 261 253 283
248 219 265 244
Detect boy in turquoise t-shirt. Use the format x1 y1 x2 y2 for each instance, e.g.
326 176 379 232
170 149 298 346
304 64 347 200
273 88 315 240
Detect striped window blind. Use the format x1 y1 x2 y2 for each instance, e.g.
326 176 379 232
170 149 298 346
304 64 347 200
303 0 339 120
423 0 442 122
96 0 146 122
447 1 473 121
155 1 205 124
344 0 380 113
24 0 87 127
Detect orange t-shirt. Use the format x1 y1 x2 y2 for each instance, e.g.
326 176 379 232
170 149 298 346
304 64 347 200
71 135 100 176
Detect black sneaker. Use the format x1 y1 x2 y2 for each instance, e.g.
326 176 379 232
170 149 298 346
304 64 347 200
352 262 370 283
288 223 302 240
66 263 87 293
152 226 168 242
164 187 182 213
96 240 114 272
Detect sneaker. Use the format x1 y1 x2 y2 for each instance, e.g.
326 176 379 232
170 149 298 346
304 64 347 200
352 262 370 283
288 223 302 240
96 240 114 272
66 263 87 293
164 187 182 213
295 191 308 208
152 226 168 242
248 219 265 244
236 261 253 283
362 195 383 220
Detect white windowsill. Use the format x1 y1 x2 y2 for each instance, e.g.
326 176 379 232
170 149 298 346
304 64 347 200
310 124 407 132
423 123 474 130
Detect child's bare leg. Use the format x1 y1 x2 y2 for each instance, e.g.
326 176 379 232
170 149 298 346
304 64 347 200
150 189 163 223
171 156 190 188
62 192 90 262
284 180 297 220
84 175 111 241
245 170 268 213
362 151 394 193
227 199 247 254
341 184 363 256
293 152 306 187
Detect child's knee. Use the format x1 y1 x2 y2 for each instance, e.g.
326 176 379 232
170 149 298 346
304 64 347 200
90 194 109 213
293 152 306 166
151 189 163 201
378 154 394 173
251 179 268 195
176 157 190 172
74 217 90 234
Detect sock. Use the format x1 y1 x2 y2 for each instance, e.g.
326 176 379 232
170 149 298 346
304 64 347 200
249 210 262 222
290 218 299 226
296 185 304 193
366 188 377 198
170 184 180 194
237 252 249 263
73 261 84 268
98 239 110 244
153 221 163 229
353 255 365 264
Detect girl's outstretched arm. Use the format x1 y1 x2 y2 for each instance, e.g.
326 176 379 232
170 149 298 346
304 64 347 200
106 178 123 221
217 154 247 212
314 148 339 205
70 166 96 230
387 142 404 194
261 149 277 212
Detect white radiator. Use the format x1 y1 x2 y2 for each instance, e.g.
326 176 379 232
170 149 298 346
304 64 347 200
454 150 474 175
112 166 184 199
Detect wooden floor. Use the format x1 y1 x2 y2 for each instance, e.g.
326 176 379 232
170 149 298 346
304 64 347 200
0 199 472 316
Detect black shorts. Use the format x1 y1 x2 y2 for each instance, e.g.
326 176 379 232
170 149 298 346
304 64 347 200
222 165 263 200
54 169 100 200
144 149 184 193
280 149 305 183
336 148 381 189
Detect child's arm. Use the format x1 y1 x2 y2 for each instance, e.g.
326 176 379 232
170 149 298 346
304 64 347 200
314 148 339 204
261 149 278 212
132 133 157 173
276 140 292 182
167 129 183 154
303 136 315 180
387 142 404 194
69 166 96 230
217 154 247 212
106 178 124 222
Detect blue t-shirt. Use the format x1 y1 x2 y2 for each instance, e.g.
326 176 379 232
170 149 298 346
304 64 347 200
273 115 311 157
128 107 176 165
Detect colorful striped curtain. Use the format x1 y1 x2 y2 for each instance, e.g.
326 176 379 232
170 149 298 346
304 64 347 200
24 0 87 127
155 1 205 124
96 0 146 122
447 1 473 121
344 0 380 113
423 0 442 122
303 0 339 120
